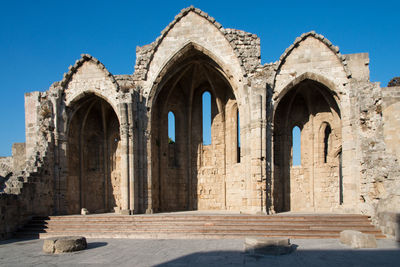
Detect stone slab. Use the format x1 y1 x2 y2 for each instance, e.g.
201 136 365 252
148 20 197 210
340 230 377 248
43 236 87 253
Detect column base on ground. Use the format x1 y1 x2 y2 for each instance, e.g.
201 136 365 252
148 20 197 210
120 209 135 215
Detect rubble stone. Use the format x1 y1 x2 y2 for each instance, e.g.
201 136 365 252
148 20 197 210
340 230 377 248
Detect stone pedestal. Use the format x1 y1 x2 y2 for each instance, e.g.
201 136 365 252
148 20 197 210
43 236 87 254
340 230 377 248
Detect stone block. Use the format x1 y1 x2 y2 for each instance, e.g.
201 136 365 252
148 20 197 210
81 208 89 215
244 237 293 255
340 230 377 248
43 236 87 253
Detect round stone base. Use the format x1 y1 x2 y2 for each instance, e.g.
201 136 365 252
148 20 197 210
43 236 87 254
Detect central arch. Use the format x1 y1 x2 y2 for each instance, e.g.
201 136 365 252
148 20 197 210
150 46 240 212
66 94 122 214
273 78 342 212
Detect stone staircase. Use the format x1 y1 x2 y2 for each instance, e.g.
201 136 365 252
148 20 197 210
16 213 385 239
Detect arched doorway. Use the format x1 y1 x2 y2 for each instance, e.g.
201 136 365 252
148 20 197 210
66 95 122 214
273 79 342 212
150 46 240 212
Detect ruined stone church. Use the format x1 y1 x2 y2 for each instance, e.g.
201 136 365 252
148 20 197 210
1 7 399 239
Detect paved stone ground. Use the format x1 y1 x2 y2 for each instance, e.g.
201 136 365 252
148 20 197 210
0 238 399 266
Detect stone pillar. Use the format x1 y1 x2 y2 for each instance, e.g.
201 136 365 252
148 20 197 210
119 103 130 214
57 133 68 215
249 93 266 213
128 100 136 213
53 131 62 214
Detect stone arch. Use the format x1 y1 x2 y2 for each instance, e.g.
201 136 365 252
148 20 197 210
149 40 241 212
273 72 342 117
61 54 120 113
273 32 350 101
148 42 241 106
142 7 245 101
272 77 342 213
65 94 122 214
66 90 121 133
57 54 122 144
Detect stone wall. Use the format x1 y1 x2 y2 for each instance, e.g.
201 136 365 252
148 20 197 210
0 91 55 239
376 85 400 238
0 157 13 192
0 157 12 175
12 143 26 172
382 86 400 161
354 81 400 238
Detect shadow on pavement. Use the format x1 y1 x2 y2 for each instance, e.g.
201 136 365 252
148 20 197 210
155 247 400 267
86 242 108 250
0 237 39 245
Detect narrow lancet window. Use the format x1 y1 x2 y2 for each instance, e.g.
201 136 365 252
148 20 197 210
324 124 331 163
168 111 175 144
202 91 211 145
237 109 241 163
292 126 301 166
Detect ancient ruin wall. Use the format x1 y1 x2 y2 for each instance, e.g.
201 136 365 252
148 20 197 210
0 6 398 239
379 84 400 239
382 85 400 161
272 33 356 213
0 90 55 239
352 79 400 239
139 7 266 213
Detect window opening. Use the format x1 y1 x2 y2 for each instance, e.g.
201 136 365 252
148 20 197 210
168 111 175 144
324 124 331 163
292 126 301 166
202 91 212 145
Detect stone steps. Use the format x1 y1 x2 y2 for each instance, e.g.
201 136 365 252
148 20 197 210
17 213 386 239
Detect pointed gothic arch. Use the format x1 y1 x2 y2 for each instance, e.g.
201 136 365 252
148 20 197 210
149 44 240 212
273 77 342 212
66 94 122 214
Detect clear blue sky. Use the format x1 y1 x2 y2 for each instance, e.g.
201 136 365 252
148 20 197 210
0 0 399 156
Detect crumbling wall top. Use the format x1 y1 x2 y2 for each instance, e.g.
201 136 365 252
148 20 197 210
388 77 400 87
60 54 120 91
134 6 260 82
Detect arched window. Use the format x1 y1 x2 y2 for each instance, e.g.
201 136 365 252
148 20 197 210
168 111 175 144
324 124 331 163
237 109 241 163
292 126 301 166
202 91 212 145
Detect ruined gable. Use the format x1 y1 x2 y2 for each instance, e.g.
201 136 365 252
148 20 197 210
275 33 349 98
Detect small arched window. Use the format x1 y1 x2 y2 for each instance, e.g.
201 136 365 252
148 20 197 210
292 126 301 166
202 91 212 145
324 124 331 163
168 111 175 144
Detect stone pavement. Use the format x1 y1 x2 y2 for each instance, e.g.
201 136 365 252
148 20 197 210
0 237 399 266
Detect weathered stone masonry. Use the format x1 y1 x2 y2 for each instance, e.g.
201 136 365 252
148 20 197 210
0 6 399 240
